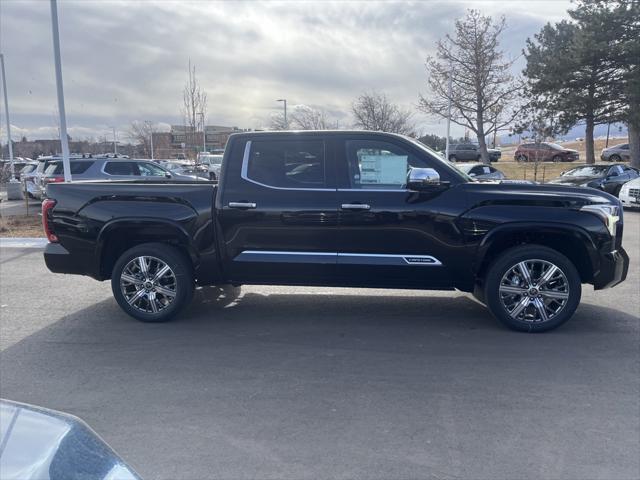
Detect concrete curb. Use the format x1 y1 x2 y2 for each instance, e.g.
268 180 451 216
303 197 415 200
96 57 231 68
0 237 48 249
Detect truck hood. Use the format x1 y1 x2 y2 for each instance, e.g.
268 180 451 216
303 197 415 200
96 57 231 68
461 181 617 208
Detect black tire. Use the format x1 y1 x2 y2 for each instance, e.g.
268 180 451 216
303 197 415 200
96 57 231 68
552 155 562 163
483 245 581 332
209 172 216 181
111 243 194 322
609 154 621 162
449 155 457 162
516 154 528 162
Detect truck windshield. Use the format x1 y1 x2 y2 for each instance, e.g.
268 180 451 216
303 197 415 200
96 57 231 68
563 166 609 177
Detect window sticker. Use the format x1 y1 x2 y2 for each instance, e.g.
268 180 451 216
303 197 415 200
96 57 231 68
359 154 408 185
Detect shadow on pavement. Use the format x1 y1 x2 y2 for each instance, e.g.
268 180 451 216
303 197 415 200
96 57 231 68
1 287 638 479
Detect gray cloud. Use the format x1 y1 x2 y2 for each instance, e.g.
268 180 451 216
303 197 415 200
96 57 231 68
1 0 570 141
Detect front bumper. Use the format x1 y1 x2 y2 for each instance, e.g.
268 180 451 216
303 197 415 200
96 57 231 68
593 247 629 289
619 190 640 209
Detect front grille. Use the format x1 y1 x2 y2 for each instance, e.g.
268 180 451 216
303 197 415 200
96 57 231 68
629 188 640 198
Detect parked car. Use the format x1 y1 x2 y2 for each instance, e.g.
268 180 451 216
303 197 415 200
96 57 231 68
1 159 35 181
547 163 639 196
448 143 501 162
0 399 140 480
455 162 506 180
619 177 640 209
600 143 631 162
161 161 209 179
18 162 39 198
41 158 199 187
197 153 224 180
31 156 69 198
43 131 629 333
514 142 579 162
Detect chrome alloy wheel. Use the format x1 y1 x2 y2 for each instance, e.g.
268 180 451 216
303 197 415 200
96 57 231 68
120 256 177 314
498 259 570 323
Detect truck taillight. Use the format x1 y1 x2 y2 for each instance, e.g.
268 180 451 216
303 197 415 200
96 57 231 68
42 198 58 243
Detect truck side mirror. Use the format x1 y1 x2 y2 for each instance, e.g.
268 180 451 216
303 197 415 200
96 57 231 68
407 168 441 190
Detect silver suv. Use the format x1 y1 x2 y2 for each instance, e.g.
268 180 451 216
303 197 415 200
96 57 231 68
42 158 199 191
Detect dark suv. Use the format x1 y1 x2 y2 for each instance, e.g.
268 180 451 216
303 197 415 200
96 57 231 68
514 142 579 162
448 143 501 162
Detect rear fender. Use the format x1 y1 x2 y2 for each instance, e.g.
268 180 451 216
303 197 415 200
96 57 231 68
96 218 196 279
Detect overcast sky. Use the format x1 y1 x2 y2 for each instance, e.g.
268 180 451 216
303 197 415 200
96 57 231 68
0 0 572 142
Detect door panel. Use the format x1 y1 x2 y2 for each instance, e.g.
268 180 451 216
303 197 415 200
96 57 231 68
335 136 463 288
218 137 338 283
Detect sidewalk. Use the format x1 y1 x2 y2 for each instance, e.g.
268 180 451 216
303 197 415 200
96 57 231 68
0 195 40 217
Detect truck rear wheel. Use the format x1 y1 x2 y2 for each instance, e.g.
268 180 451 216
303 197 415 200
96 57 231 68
111 243 194 322
483 245 581 332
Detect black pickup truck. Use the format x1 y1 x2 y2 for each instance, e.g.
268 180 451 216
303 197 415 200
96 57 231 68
43 131 629 332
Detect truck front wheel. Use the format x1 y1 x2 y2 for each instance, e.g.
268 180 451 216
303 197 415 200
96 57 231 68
111 243 194 322
483 245 581 332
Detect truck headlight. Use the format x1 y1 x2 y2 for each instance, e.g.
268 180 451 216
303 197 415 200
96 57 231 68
580 204 620 236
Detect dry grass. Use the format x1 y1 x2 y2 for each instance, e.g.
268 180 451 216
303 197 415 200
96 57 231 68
497 162 569 183
0 214 44 237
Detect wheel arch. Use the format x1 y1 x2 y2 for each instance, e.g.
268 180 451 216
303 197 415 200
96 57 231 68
97 219 197 280
475 223 599 284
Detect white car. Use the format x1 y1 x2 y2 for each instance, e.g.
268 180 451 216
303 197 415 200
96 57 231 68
619 177 640 209
18 162 39 198
197 153 223 181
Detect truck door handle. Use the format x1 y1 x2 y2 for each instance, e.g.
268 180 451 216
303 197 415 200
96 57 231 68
228 202 257 209
341 203 370 210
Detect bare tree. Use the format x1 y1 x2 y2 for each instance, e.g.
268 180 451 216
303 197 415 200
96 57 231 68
290 105 332 130
351 91 415 135
269 112 288 131
127 121 158 158
182 59 207 154
418 9 523 163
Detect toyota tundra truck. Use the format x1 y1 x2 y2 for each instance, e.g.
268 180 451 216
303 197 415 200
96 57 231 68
42 131 629 332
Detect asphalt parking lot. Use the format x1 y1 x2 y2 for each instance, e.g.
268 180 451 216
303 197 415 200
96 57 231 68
1 212 638 480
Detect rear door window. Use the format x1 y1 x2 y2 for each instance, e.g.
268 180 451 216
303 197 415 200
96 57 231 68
104 162 138 176
46 161 94 175
245 139 326 188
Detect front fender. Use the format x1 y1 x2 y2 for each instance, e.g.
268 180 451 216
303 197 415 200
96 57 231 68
474 221 600 276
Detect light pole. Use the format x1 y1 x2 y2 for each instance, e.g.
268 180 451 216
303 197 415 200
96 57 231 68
198 112 206 153
444 61 453 162
0 54 14 177
50 0 71 182
0 53 21 200
109 126 117 155
277 99 287 129
145 121 154 160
